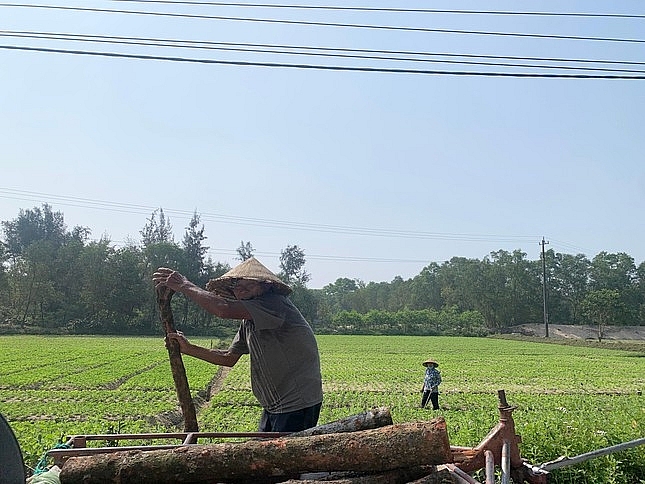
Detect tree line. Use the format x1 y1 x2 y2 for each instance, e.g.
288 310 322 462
1 204 643 337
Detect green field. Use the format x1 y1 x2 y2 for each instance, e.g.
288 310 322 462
1 335 643 483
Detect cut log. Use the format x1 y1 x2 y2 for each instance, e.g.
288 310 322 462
280 465 454 483
288 407 393 438
156 286 198 432
59 418 452 484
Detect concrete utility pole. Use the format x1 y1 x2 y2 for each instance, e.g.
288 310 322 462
540 237 549 338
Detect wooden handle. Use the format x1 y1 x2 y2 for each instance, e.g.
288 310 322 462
156 286 198 432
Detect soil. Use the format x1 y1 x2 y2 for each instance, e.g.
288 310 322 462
508 323 645 341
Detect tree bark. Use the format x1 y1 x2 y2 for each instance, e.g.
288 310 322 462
281 465 454 484
288 407 393 438
156 286 198 432
59 418 452 484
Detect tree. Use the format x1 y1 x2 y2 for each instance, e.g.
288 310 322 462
236 241 255 261
408 263 443 310
279 245 310 286
636 261 645 325
142 241 185 332
1 204 69 259
0 242 9 320
105 245 148 332
582 289 623 342
548 251 590 324
180 212 209 326
590 252 639 325
140 209 173 247
0 205 90 327
485 249 542 327
317 278 358 323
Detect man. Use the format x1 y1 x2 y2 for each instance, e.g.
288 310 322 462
152 257 323 433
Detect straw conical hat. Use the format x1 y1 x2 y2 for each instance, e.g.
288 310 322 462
423 359 439 367
206 257 291 298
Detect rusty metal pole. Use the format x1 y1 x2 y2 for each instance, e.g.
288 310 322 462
501 440 510 484
485 450 495 484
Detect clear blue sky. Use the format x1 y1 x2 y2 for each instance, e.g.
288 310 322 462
1 1 644 288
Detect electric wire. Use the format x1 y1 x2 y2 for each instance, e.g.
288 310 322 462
3 44 645 78
2 3 645 44
0 188 540 243
0 188 595 264
109 1 645 20
2 30 644 74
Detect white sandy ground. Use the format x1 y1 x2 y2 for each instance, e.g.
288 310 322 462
508 324 645 341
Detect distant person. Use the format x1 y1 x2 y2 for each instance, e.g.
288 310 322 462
420 358 441 410
152 257 323 433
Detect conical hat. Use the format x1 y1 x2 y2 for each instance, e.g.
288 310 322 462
423 359 439 367
206 257 291 298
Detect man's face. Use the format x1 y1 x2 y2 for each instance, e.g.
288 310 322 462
231 279 268 300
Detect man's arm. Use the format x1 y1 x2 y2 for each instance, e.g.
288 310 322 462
166 332 242 367
153 267 250 320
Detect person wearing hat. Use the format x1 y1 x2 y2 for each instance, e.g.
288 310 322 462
152 257 323 433
420 359 441 410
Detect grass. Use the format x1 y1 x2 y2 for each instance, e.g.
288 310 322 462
1 334 643 483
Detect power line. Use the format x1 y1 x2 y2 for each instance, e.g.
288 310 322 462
0 188 540 243
3 31 644 74
109 1 645 19
5 30 645 67
2 3 645 44
0 188 600 265
3 44 645 78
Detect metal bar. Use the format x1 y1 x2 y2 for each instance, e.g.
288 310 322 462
445 464 483 484
64 431 289 445
541 437 645 471
500 440 510 484
47 431 292 467
485 450 495 484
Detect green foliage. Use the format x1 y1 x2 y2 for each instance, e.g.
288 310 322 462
278 244 310 286
1 335 644 483
327 307 488 336
2 204 645 334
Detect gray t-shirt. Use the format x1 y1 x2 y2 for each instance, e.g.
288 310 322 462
228 292 323 413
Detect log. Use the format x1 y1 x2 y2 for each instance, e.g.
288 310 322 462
59 418 452 484
288 407 393 438
281 465 453 483
156 286 198 432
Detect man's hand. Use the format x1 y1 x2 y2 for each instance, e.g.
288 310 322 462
153 267 187 291
165 331 190 353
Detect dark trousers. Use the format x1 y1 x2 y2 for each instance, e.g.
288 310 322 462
421 391 439 410
258 402 322 432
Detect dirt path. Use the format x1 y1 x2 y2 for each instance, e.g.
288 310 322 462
152 366 231 429
509 323 645 341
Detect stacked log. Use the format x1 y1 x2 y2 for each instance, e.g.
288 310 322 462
59 417 453 484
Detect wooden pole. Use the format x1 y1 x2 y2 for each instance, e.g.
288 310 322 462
59 419 453 484
156 286 198 432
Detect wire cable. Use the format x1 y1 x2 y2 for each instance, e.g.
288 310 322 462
108 1 645 19
3 44 645 78
3 30 644 73
2 3 645 44
0 188 540 243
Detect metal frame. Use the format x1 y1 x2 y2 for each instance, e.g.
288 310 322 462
47 431 290 467
452 390 548 484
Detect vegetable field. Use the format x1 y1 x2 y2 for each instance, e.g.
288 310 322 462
1 335 643 483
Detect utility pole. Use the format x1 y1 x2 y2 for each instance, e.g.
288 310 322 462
540 237 549 338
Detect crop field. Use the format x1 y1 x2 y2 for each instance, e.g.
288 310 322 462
1 334 643 483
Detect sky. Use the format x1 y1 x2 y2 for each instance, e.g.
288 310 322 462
1 0 644 288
